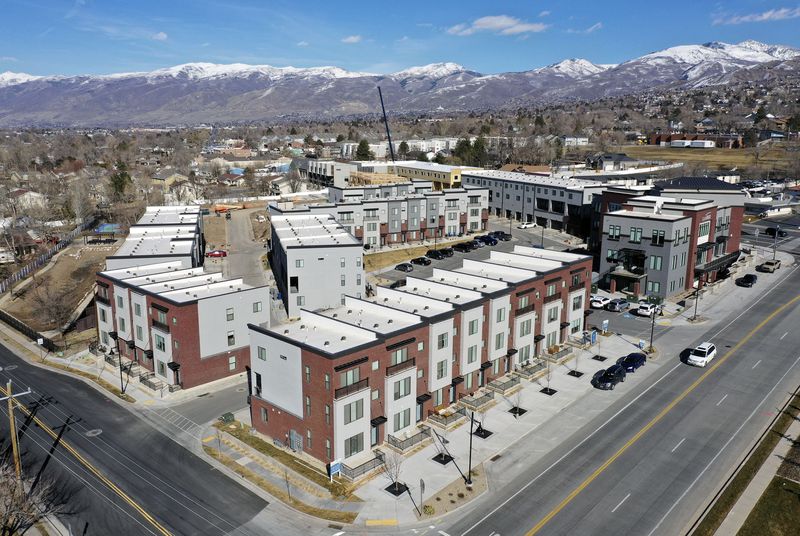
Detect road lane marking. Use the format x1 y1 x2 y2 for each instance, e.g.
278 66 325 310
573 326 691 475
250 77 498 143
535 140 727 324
611 493 631 513
752 360 761 370
0 384 173 536
365 519 398 526
461 269 799 536
524 292 800 536
780 332 788 340
670 438 686 453
647 354 800 536
716 394 728 407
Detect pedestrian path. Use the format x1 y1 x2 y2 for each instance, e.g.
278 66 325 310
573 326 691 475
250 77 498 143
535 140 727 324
144 406 204 439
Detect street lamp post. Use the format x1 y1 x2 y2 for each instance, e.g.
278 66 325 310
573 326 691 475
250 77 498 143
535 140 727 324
466 411 474 486
648 308 656 352
541 225 545 248
773 225 780 260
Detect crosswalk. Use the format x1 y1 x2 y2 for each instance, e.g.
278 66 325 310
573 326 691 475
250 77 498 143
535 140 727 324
145 406 203 439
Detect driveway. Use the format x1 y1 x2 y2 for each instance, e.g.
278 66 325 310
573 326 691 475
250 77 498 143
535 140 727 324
226 208 268 286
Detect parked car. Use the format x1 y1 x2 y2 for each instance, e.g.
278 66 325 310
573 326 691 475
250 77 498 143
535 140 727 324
591 365 627 390
736 274 758 287
764 227 787 238
425 249 446 261
395 263 413 273
495 232 512 241
637 303 662 317
517 222 537 229
477 235 498 246
617 352 647 373
687 342 717 367
605 298 630 312
590 296 611 309
205 249 227 258
757 260 781 273
470 239 485 249
453 243 472 253
410 256 431 266
439 247 454 257
389 279 406 289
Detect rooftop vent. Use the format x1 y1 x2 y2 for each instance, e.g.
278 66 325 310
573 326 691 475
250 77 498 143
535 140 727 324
323 341 330 346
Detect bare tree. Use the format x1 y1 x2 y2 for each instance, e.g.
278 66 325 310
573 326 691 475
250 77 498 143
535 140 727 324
0 456 73 536
286 169 304 193
381 450 405 492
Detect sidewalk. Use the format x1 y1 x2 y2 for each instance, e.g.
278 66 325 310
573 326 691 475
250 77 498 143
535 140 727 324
713 413 800 535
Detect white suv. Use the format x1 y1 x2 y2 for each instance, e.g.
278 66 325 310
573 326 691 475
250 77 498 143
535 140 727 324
637 303 661 317
687 342 717 367
517 222 537 229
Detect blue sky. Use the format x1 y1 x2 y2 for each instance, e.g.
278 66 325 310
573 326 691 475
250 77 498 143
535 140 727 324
3 0 800 76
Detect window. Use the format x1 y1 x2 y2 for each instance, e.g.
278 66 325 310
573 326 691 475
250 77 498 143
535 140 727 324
324 373 330 390
436 360 447 380
356 258 362 267
391 347 408 365
325 439 331 460
608 225 621 240
136 325 143 341
467 345 478 363
570 319 581 334
417 341 424 352
99 308 107 322
304 365 311 383
306 430 312 449
496 308 506 323
256 346 266 361
228 356 236 371
116 296 123 308
546 284 557 297
680 252 687 266
371 360 379 371
156 310 167 324
518 296 529 310
340 275 346 287
572 295 582 311
672 255 678 270
698 221 711 237
495 332 505 350
468 319 479 335
607 249 618 261
297 296 305 306
630 227 643 244
227 331 235 346
118 318 126 332
157 361 166 376
154 334 166 352
520 319 532 337
393 377 411 400
134 303 141 317
646 281 662 294
253 302 262 313
340 257 346 268
356 274 361 286
367 223 377 232
547 307 558 323
437 332 448 349
344 433 364 458
393 408 411 432
344 399 363 424
651 230 665 246
295 259 304 268
260 407 268 423
226 308 234 321
649 255 663 271
325 404 331 424
572 274 581 288
305 396 311 416
371 389 379 400
340 368 360 387
417 368 424 379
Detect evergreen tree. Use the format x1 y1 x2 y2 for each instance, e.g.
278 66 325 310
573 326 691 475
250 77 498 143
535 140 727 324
398 141 409 156
355 140 373 161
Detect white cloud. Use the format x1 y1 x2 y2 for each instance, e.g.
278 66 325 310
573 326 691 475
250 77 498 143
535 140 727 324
0 56 19 63
539 10 551 17
151 31 168 41
567 22 603 34
447 15 549 36
200 42 210 47
341 35 362 44
713 7 800 25
296 40 309 47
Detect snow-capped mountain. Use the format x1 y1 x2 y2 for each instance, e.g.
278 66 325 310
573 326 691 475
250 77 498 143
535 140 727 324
0 40 796 126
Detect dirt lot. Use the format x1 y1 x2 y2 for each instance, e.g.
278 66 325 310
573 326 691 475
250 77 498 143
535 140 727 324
250 209 270 242
364 239 474 272
624 145 793 172
3 242 111 332
203 214 228 250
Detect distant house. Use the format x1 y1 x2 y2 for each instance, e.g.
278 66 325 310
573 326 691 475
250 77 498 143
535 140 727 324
8 188 46 210
219 173 245 186
585 153 639 172
151 168 187 189
561 136 589 147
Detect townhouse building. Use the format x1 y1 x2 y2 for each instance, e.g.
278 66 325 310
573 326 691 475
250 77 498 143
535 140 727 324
95 261 270 390
461 170 606 238
392 162 478 190
268 213 365 319
247 247 592 465
269 184 489 250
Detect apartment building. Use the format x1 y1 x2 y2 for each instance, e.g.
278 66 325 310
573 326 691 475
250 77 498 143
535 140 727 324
296 159 358 188
247 247 592 465
392 162 478 190
269 213 364 319
105 205 204 270
598 191 743 298
95 261 270 390
269 184 489 249
461 170 606 238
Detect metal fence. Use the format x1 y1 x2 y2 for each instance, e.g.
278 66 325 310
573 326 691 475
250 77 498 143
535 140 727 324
460 390 495 411
487 375 521 394
0 309 60 352
0 217 97 295
340 451 385 481
386 426 432 452
428 406 467 427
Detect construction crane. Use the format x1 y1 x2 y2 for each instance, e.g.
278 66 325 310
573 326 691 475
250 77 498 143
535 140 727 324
378 87 396 163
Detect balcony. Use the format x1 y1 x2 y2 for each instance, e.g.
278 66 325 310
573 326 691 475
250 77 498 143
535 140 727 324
487 375 521 396
386 426 432 453
152 319 170 333
427 406 467 429
516 303 536 316
334 378 369 400
363 214 380 221
569 282 585 293
95 293 110 306
386 357 415 377
460 390 495 412
543 292 562 304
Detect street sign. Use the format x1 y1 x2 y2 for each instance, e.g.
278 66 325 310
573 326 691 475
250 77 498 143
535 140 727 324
590 330 598 345
36 338 43 346
639 339 646 349
601 319 609 334
329 458 342 482
420 478 425 494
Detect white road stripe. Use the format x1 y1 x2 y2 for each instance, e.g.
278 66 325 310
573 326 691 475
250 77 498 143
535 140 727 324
331 532 344 536
716 394 728 407
780 332 788 340
752 360 761 370
611 493 631 513
670 438 686 453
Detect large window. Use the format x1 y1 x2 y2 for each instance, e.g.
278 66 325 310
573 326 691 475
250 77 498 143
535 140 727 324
467 345 478 363
546 284 557 297
698 221 711 237
495 332 505 350
436 360 447 380
134 303 142 317
340 368 360 387
518 296 529 310
391 347 407 365
468 319 479 335
572 295 582 311
393 377 411 400
629 227 643 244
520 319 532 337
154 334 166 352
343 399 363 424
344 433 364 458
437 332 448 349
496 308 505 323
651 230 665 246
649 255 663 271
547 307 558 323
608 225 621 240
393 408 411 432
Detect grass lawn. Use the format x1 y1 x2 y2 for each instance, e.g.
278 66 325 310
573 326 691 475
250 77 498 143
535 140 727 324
738 476 800 536
624 145 792 172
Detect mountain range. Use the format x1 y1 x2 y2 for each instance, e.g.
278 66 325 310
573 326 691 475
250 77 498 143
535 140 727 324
0 40 797 127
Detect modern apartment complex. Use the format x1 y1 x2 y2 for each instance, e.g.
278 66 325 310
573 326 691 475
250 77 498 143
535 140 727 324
392 162 477 190
268 213 365 319
269 183 489 249
461 170 606 238
247 247 592 465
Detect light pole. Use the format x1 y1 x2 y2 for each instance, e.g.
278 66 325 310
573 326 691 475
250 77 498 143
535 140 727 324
773 225 780 260
466 411 474 486
648 306 656 352
541 225 545 248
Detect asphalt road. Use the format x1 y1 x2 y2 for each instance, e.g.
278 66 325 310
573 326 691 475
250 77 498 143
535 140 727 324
445 261 800 536
0 344 269 536
226 208 268 287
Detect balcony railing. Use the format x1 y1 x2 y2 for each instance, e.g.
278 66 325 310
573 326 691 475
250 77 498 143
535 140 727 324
387 426 431 452
568 282 585 293
340 451 385 481
363 215 380 221
152 319 170 333
516 303 536 316
543 292 562 304
386 357 415 377
95 293 110 306
487 375 521 395
428 406 467 428
334 378 369 399
460 390 495 411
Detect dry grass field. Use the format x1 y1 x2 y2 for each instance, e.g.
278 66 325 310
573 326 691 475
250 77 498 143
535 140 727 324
624 145 794 172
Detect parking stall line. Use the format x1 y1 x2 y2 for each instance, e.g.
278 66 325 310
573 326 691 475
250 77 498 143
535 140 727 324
670 438 686 453
611 493 631 513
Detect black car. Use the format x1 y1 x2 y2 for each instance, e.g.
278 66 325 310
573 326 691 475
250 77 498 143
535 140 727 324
477 235 498 246
736 273 758 287
617 352 646 373
591 364 627 390
389 279 406 289
495 232 512 241
439 247 454 257
453 243 472 253
426 249 446 261
470 239 485 249
764 227 787 238
395 263 413 273
410 256 432 266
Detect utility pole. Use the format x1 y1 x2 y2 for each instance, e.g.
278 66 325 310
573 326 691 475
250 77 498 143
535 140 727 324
2 381 32 486
466 411 474 486
541 225 545 248
773 225 780 261
648 307 656 352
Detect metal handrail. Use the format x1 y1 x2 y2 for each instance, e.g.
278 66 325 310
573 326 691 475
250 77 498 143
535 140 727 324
334 378 369 399
386 358 415 377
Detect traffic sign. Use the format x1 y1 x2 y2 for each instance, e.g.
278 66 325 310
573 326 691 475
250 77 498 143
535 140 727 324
601 319 609 334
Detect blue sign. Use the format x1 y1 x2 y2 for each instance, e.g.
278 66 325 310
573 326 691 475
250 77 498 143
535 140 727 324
329 459 343 480
601 319 609 333
590 330 598 345
639 339 646 349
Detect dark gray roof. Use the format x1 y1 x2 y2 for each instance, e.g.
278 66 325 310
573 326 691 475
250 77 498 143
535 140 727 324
655 177 743 192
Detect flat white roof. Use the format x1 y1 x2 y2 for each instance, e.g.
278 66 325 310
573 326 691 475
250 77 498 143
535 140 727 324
606 209 687 222
137 206 200 226
318 297 420 335
456 261 534 284
371 287 453 318
100 261 187 280
270 310 378 353
112 235 195 258
429 268 509 294
271 213 361 248
394 162 477 173
158 278 257 303
401 277 483 306
463 169 601 189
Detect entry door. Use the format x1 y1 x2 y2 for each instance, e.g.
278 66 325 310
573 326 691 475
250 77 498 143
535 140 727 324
289 429 303 452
